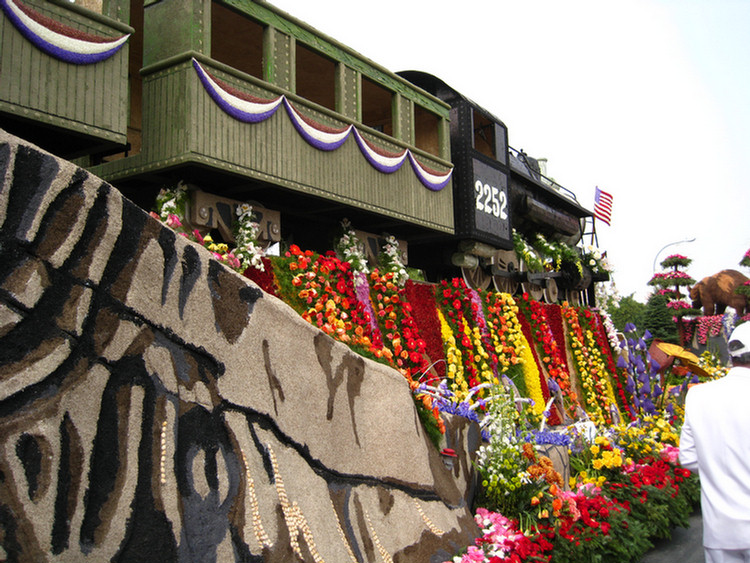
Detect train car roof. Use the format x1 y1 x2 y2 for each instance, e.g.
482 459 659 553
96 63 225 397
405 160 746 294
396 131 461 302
397 70 508 128
398 70 592 218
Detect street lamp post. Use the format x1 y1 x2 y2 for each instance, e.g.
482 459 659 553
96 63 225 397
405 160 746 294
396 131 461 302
652 238 696 272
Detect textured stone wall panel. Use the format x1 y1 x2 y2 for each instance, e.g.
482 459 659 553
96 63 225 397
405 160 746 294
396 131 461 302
0 130 479 562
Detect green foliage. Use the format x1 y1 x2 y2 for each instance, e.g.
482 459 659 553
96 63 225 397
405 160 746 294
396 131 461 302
643 292 679 344
415 399 443 449
608 294 647 333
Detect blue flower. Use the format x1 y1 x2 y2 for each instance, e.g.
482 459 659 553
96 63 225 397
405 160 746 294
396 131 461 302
624 323 637 333
616 355 628 369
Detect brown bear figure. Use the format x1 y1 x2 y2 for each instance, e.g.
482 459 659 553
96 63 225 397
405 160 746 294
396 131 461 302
690 269 749 316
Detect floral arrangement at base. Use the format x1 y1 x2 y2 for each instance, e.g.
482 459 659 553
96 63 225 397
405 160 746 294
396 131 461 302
473 385 563 529
447 507 554 563
159 224 707 563
152 183 265 272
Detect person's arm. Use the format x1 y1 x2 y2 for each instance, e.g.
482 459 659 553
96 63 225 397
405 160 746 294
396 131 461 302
678 400 699 474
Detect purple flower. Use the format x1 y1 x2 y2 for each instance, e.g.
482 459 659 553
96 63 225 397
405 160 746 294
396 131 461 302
642 398 656 415
625 375 636 394
616 355 628 369
547 378 560 394
624 323 637 333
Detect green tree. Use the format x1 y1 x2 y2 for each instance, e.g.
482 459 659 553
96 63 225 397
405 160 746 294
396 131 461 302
643 292 679 344
608 294 647 333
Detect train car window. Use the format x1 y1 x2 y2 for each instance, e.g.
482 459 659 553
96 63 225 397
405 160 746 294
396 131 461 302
362 77 393 136
211 2 264 80
296 44 337 111
472 110 496 159
414 104 440 157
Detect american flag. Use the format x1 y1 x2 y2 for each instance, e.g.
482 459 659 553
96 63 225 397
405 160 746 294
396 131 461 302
593 187 613 226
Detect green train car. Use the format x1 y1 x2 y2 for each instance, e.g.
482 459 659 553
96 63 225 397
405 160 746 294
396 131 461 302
0 0 603 302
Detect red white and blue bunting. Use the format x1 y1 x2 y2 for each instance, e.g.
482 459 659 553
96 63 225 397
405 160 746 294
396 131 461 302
192 59 452 191
0 0 129 65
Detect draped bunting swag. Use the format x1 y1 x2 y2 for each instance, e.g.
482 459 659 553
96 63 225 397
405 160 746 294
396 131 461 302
0 0 130 64
192 59 452 191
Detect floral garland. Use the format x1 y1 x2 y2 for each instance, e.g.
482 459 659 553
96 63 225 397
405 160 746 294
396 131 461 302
580 311 633 422
437 309 469 399
515 309 554 416
481 292 526 395
516 294 576 422
353 271 381 338
405 280 446 379
532 233 585 275
369 269 429 379
741 248 750 269
562 305 616 426
543 304 570 367
512 230 545 272
515 326 547 419
435 279 499 403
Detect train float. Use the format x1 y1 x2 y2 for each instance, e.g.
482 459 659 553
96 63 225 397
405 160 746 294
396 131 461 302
0 0 608 303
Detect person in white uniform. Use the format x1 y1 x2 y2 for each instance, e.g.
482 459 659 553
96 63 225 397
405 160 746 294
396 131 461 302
680 322 750 563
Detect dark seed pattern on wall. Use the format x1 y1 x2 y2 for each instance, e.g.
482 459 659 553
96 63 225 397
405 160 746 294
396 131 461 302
0 131 480 562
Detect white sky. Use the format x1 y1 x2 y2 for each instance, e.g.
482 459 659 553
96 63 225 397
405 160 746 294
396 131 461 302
269 0 750 302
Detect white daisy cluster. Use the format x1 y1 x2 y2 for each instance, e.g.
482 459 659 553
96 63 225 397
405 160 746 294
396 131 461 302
335 218 369 274
234 203 265 272
379 235 408 286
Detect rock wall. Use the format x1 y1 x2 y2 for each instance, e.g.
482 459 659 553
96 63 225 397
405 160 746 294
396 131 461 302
0 130 479 562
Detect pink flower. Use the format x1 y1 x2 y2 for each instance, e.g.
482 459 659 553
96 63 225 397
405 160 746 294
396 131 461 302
660 445 680 464
464 546 486 562
166 213 182 228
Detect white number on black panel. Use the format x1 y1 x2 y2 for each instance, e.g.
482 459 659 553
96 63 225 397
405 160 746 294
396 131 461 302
475 180 508 219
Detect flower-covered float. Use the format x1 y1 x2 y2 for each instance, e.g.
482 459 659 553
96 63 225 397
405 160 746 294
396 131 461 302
154 191 719 562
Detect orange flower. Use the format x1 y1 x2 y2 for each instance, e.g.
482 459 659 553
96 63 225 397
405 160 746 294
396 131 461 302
552 497 563 513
